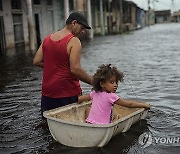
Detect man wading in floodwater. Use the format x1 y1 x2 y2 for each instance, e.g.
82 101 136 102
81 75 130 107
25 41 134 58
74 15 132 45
33 12 92 116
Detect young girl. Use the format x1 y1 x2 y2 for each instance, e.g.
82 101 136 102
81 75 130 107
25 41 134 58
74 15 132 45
78 64 150 124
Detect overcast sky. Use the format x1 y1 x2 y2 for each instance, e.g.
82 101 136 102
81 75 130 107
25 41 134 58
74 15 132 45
130 0 180 12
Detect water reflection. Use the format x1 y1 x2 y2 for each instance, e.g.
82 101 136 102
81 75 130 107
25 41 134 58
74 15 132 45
0 48 35 92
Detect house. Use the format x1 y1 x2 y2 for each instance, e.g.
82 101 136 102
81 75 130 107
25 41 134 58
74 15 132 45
173 11 180 22
145 9 155 26
0 0 149 55
0 0 65 53
136 7 146 29
122 0 137 31
90 0 124 35
155 10 171 23
0 0 92 54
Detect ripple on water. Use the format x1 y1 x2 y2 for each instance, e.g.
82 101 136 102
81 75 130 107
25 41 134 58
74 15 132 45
148 106 180 134
1 23 180 153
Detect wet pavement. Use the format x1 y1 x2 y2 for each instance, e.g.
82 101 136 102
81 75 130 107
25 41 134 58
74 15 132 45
0 23 180 153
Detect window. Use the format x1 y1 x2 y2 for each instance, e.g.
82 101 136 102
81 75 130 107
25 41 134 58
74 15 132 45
0 16 6 54
69 0 74 11
12 14 24 45
47 0 53 6
47 10 54 32
13 14 22 23
0 0 2 11
11 0 21 10
33 0 41 5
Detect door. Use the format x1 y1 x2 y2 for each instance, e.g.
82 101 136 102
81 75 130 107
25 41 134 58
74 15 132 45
12 13 25 48
0 16 6 55
34 13 41 48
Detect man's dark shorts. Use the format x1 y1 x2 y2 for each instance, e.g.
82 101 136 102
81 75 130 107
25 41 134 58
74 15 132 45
41 95 78 116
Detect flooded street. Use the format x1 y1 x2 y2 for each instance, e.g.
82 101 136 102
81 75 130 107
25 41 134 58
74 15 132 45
0 23 180 153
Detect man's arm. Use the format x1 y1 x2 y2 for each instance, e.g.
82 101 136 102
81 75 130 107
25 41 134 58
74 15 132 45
69 37 92 85
33 43 43 68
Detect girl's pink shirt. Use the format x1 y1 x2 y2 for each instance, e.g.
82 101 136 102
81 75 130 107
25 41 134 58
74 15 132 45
86 91 119 124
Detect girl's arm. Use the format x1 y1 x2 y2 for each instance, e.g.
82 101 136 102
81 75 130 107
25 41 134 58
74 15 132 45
78 94 91 103
115 98 150 109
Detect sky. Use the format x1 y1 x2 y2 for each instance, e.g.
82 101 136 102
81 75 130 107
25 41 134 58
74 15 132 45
130 0 180 12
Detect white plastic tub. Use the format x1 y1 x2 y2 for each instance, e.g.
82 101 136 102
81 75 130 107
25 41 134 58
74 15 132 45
43 101 148 147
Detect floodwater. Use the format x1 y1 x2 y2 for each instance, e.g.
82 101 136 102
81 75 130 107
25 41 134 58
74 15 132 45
0 23 180 154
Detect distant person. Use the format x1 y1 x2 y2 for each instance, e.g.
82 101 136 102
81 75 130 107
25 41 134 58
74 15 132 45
33 12 92 115
78 64 150 124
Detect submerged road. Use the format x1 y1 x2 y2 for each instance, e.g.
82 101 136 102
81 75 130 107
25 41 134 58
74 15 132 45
0 23 180 153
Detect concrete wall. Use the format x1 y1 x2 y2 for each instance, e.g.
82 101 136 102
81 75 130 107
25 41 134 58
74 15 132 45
0 1 15 49
1 0 155 52
1 0 64 51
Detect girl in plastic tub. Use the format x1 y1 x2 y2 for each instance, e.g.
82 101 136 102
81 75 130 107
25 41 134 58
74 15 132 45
78 64 150 124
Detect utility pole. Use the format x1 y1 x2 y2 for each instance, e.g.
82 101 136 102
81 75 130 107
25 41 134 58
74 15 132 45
119 0 123 33
64 0 69 21
148 0 150 27
100 0 105 35
26 0 36 51
86 0 93 39
171 0 175 22
171 0 174 14
152 0 158 10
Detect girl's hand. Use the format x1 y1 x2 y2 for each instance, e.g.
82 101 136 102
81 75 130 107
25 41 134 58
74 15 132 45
78 94 91 103
143 103 151 109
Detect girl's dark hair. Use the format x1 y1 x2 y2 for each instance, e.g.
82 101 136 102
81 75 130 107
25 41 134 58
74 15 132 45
92 64 124 92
